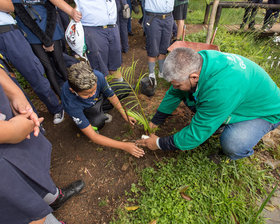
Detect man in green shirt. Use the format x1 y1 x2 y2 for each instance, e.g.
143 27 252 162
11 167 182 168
137 48 280 160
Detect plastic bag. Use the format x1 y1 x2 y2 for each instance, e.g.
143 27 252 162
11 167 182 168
122 4 130 19
65 16 87 60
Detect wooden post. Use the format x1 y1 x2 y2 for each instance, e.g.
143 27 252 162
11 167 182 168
206 0 220 44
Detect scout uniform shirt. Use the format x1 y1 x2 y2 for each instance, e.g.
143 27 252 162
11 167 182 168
61 70 115 129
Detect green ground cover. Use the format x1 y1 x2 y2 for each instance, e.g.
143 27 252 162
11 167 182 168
113 1 280 223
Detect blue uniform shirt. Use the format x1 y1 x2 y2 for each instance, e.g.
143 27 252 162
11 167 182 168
76 0 117 26
12 0 63 44
61 70 115 129
145 0 174 13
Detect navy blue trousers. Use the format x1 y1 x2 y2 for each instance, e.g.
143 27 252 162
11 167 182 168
116 0 129 53
0 27 62 114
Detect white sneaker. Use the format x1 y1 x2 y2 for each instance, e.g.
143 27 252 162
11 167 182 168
158 72 164 78
149 73 157 86
104 113 113 123
53 110 65 124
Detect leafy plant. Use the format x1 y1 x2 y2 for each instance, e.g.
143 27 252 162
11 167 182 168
111 144 274 224
249 182 279 224
109 60 152 134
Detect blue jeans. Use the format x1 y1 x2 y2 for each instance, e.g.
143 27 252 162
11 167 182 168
220 119 280 160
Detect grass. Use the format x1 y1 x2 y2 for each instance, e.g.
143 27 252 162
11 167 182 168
188 0 266 25
111 141 274 224
112 2 280 224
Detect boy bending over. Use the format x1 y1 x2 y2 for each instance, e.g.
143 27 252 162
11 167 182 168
61 62 144 158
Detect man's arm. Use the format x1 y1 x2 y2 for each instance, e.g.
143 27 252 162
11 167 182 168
149 86 187 128
49 0 82 22
0 0 14 12
81 125 145 158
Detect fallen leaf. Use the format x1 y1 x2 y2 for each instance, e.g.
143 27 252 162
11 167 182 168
125 206 139 211
121 163 129 171
180 192 192 201
179 185 189 193
179 185 192 201
149 220 157 224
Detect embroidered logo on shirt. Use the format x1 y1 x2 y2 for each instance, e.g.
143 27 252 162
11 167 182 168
72 116 82 125
224 53 246 70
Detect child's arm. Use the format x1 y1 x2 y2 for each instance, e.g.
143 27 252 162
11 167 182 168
107 94 136 125
0 69 43 143
0 0 14 12
81 125 145 158
49 0 82 22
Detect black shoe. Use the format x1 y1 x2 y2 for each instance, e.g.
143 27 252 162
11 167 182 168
128 32 134 36
140 76 155 97
50 180 85 211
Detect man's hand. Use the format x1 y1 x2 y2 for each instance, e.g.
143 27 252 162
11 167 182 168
43 44 54 52
136 134 159 150
123 142 145 158
71 8 82 22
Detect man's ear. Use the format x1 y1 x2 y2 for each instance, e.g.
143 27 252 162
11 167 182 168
190 73 200 82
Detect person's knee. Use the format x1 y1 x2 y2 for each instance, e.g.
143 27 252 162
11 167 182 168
220 128 254 160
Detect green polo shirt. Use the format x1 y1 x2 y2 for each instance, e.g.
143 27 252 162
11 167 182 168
158 50 280 150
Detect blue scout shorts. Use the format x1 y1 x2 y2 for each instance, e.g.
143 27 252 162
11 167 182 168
144 13 174 57
84 25 122 76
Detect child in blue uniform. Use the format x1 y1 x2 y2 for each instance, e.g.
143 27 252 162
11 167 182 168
13 0 68 96
0 67 84 224
61 62 145 158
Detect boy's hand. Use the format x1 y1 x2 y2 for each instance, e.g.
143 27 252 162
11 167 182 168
123 142 145 158
124 115 136 125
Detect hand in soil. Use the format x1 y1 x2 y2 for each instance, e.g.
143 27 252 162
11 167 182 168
124 142 145 158
125 116 136 125
136 134 159 150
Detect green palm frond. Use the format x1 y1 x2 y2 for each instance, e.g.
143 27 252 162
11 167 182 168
110 60 151 134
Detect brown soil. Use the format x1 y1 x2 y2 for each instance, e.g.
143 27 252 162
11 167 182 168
43 20 201 224
32 21 279 224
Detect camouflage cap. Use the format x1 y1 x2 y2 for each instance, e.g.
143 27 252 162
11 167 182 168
68 61 97 91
